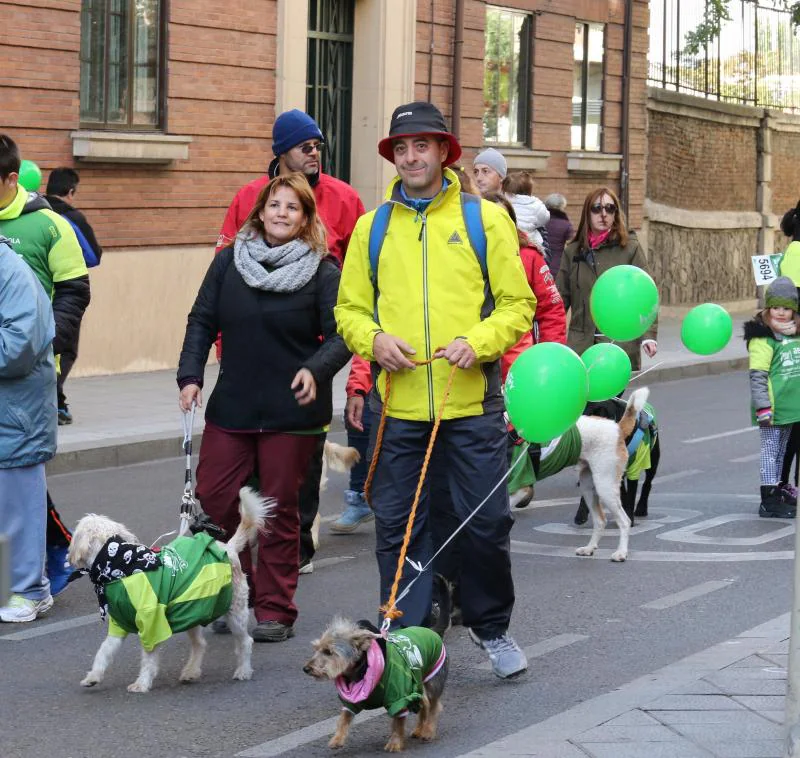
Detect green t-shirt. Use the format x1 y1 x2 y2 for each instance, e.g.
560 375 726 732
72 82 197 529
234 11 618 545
779 241 800 288
105 533 233 652
339 628 446 717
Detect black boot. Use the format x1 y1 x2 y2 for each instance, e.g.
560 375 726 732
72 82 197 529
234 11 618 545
760 486 797 519
778 483 798 507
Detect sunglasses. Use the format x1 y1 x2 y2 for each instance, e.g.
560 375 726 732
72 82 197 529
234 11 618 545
590 203 617 215
297 142 324 155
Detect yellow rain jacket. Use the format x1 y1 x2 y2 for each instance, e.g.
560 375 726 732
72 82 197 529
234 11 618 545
335 169 536 421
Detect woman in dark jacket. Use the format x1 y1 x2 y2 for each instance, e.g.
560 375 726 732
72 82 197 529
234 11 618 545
177 173 351 642
543 193 574 278
556 186 657 372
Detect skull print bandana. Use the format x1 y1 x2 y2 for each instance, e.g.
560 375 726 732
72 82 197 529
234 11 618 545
88 536 160 619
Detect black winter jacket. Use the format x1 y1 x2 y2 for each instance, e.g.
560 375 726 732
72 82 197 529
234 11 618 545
177 247 351 431
45 195 103 264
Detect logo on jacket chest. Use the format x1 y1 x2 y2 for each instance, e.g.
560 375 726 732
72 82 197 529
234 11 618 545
447 230 463 245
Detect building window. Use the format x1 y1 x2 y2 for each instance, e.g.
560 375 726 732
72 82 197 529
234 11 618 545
79 0 164 130
572 22 605 151
483 5 532 146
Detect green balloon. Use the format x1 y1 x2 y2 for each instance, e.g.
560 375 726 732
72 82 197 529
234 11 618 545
505 342 588 443
681 303 733 355
18 160 42 192
589 265 659 342
582 343 632 401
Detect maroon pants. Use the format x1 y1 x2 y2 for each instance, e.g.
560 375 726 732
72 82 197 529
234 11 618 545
196 423 318 625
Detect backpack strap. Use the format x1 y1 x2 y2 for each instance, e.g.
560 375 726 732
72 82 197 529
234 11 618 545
367 194 489 285
368 201 393 287
461 193 487 279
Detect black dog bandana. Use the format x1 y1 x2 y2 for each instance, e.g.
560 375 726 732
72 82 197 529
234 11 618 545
88 536 160 618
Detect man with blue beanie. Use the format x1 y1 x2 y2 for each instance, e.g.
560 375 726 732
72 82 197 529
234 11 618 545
212 110 365 587
217 109 364 263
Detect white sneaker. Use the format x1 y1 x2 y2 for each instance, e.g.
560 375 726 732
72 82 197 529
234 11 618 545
0 594 54 623
298 559 314 575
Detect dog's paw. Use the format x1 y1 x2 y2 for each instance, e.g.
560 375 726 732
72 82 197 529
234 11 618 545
328 735 346 749
126 680 151 694
411 724 436 741
384 736 405 752
575 546 595 557
610 551 628 562
232 665 253 681
80 672 102 687
179 666 202 683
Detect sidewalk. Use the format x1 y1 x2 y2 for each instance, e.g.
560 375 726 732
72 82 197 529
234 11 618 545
462 613 791 758
50 311 750 475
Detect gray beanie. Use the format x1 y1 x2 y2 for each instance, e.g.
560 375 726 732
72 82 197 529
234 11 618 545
766 276 799 311
473 147 507 179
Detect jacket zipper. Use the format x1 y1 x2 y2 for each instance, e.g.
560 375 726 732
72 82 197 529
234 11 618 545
420 214 435 421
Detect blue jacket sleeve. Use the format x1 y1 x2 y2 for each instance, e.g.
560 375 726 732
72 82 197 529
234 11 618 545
0 245 56 379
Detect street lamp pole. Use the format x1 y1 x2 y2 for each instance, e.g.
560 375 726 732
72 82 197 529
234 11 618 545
785 518 800 756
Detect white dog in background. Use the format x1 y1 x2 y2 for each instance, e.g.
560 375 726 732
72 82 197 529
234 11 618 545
310 441 362 550
68 487 272 693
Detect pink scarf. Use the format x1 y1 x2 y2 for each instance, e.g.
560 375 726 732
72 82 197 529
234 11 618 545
335 639 385 703
588 229 611 250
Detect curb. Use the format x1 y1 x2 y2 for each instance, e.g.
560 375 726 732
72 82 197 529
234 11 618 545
49 357 746 476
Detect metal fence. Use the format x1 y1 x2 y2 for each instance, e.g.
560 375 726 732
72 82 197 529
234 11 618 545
649 0 800 112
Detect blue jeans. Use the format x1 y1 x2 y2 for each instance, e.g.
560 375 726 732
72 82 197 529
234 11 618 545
346 402 373 493
0 464 50 600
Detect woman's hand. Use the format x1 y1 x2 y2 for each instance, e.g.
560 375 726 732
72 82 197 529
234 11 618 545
292 368 317 406
179 384 202 412
642 339 658 359
345 395 365 431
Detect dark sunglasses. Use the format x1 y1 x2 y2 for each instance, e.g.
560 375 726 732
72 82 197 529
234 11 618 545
297 141 324 155
590 203 617 215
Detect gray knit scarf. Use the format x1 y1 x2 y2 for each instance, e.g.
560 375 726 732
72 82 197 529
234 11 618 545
233 233 321 293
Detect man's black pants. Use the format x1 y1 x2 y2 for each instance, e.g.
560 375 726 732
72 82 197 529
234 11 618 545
369 411 514 640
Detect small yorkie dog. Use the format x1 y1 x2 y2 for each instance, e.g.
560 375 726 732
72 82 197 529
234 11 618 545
303 617 448 752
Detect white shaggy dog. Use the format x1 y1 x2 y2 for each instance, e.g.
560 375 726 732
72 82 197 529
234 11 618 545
68 487 272 693
572 387 650 562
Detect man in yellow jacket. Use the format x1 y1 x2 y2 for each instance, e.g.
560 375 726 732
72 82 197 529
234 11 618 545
335 102 535 679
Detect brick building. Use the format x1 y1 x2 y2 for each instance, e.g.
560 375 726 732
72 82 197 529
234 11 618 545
0 0 648 376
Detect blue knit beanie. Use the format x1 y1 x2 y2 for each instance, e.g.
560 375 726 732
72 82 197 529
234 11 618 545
272 110 324 156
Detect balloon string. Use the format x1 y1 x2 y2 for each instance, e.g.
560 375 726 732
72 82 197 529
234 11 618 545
630 361 664 383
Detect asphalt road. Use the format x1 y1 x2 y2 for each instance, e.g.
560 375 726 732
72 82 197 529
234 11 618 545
1 370 795 758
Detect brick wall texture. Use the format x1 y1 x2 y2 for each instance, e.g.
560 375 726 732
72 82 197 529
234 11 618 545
0 0 277 249
771 130 800 220
647 109 757 211
415 0 649 228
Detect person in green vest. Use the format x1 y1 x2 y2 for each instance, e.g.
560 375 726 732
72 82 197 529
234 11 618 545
779 201 800 289
744 276 800 519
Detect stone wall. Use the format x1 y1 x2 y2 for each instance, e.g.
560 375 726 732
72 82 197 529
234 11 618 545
647 223 758 304
644 88 800 304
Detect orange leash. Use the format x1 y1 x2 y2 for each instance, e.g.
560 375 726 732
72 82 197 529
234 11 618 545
364 355 458 626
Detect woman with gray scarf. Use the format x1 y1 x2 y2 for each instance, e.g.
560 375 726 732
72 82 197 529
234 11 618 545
177 173 351 642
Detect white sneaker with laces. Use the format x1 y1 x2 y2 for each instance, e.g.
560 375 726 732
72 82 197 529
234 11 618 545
0 594 54 623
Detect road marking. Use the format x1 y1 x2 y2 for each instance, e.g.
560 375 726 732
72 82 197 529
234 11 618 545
0 613 99 642
236 710 383 757
655 469 703 483
309 556 355 569
683 426 755 444
730 453 760 463
476 633 588 671
641 579 735 610
658 514 795 545
511 540 793 562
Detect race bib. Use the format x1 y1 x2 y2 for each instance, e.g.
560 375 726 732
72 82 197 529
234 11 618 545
751 254 782 286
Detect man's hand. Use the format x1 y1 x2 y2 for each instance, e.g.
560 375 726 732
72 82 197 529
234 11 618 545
345 395 365 432
292 368 317 406
373 332 416 372
179 384 202 412
642 339 658 358
435 338 477 369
